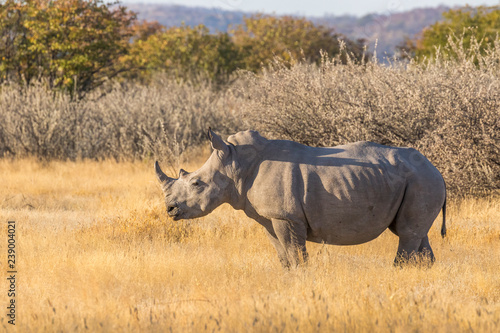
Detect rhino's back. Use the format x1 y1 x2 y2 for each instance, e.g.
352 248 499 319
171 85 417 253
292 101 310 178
246 140 443 245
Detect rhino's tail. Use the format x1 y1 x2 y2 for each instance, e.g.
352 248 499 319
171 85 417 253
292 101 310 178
441 189 447 238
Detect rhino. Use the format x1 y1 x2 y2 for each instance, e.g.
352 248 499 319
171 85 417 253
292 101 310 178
155 129 446 267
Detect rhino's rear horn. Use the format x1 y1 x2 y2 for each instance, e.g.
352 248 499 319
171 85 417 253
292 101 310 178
155 161 172 184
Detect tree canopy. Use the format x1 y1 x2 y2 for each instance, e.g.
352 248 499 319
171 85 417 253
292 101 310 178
400 6 500 60
1 2 368 92
123 24 242 83
124 14 367 82
0 0 135 97
231 14 366 72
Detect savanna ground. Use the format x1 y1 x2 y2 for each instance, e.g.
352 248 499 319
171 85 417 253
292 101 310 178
1 153 499 332
0 35 499 332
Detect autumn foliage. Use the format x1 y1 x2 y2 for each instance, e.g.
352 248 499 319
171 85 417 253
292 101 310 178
1 2 368 90
123 24 241 83
0 0 135 97
123 14 367 82
400 5 500 60
231 14 366 72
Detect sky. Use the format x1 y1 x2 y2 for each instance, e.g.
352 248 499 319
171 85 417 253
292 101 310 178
124 0 500 16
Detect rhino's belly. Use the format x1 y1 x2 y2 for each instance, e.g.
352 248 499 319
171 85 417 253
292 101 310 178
304 191 404 245
306 214 393 246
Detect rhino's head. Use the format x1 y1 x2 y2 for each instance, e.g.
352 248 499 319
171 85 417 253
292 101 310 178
155 129 237 220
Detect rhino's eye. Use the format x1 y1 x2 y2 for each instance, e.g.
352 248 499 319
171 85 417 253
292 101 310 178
190 178 206 190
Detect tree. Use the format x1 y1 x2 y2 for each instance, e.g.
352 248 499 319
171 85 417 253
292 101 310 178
123 24 242 84
0 0 135 97
400 5 500 60
130 19 163 42
231 14 367 72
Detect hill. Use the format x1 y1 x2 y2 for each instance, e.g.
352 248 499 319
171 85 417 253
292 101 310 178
124 3 450 59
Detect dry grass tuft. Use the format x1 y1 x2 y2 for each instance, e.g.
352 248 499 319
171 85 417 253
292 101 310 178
1 159 498 332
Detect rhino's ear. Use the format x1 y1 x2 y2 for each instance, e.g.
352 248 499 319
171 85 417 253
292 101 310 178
179 168 189 178
208 128 229 155
155 161 173 185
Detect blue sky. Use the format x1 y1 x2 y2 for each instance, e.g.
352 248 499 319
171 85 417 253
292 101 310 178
124 0 500 16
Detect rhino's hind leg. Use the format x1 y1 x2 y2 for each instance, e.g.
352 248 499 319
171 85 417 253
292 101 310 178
390 178 444 267
394 235 435 267
394 236 420 266
417 235 435 263
272 218 308 267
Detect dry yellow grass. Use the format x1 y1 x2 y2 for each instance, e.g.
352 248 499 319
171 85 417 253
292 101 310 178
0 157 499 332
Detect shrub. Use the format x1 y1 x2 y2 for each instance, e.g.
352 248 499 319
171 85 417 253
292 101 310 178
235 38 500 193
0 76 241 166
1 37 499 194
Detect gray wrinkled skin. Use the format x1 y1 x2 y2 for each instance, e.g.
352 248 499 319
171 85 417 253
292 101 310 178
156 129 446 267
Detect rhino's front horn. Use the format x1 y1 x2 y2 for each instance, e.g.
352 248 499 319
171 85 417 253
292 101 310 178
155 161 172 184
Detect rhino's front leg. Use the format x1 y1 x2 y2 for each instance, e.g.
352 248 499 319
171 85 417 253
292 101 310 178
253 216 291 268
272 218 308 267
264 229 291 268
